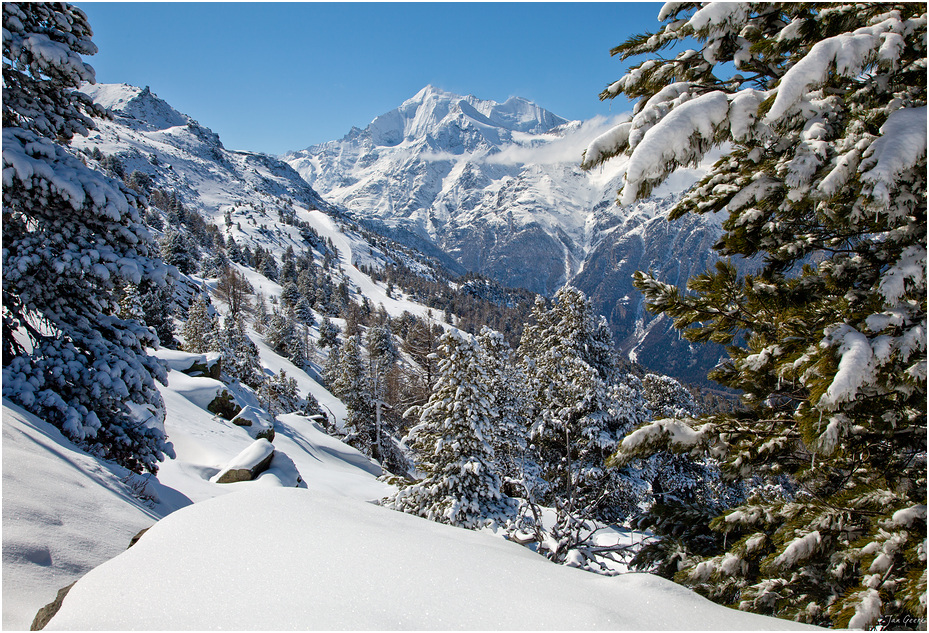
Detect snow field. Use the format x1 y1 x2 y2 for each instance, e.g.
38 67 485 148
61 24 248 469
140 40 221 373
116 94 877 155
2 341 387 629
45 486 819 631
1 402 190 630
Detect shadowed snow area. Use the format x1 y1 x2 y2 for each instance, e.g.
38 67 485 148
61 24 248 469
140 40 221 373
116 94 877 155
46 486 817 631
1 402 192 629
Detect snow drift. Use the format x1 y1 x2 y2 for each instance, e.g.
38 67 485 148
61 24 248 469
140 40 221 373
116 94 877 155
46 487 817 631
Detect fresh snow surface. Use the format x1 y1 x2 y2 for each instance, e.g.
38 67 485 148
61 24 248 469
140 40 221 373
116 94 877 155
2 345 388 629
1 401 191 630
46 487 817 631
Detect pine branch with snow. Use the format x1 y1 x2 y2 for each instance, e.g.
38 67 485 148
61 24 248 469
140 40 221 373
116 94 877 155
2 3 174 473
600 3 927 627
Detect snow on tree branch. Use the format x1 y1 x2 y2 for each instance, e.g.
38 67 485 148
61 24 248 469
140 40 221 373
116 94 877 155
859 106 928 207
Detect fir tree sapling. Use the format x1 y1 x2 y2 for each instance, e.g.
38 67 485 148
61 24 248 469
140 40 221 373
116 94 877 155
591 3 927 627
2 2 174 473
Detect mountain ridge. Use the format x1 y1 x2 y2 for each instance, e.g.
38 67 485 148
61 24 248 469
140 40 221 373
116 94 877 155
283 86 729 384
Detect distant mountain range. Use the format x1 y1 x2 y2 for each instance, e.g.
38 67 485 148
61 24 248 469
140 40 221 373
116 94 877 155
283 85 729 384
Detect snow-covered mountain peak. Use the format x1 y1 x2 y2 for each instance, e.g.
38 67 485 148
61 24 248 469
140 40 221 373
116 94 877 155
80 83 193 134
357 85 567 150
282 85 730 384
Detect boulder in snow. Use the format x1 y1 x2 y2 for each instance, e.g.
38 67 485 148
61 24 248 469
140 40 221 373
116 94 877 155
211 439 275 484
229 405 275 442
206 389 241 421
179 353 222 380
30 582 75 631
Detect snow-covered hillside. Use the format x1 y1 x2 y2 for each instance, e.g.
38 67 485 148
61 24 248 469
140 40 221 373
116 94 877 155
3 333 808 631
2 343 390 630
77 83 335 222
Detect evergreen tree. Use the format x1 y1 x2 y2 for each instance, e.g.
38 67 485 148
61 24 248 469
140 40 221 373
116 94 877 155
366 323 399 461
212 314 263 389
280 281 301 310
267 370 301 416
259 252 279 281
202 248 229 279
318 316 340 349
329 334 373 455
476 326 536 498
596 4 927 627
159 229 198 275
384 331 514 529
286 321 309 369
118 283 145 323
518 287 646 520
322 343 342 389
139 278 177 349
294 297 316 328
182 294 216 353
264 307 291 356
2 2 173 473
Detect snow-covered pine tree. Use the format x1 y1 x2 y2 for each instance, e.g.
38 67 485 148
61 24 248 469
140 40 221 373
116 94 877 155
594 4 927 627
159 229 198 275
518 287 646 521
212 313 263 389
2 2 174 473
181 294 216 353
118 283 145 323
294 297 316 328
329 334 374 455
385 331 514 529
280 281 301 310
139 278 177 349
365 323 398 461
264 306 291 356
318 316 340 349
267 369 300 416
476 326 537 498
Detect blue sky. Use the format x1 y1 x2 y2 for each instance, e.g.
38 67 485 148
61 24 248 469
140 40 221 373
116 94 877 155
77 2 663 155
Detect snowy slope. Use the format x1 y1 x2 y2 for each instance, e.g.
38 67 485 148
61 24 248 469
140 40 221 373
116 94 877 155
77 83 334 219
2 346 390 629
45 486 818 631
1 401 190 629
